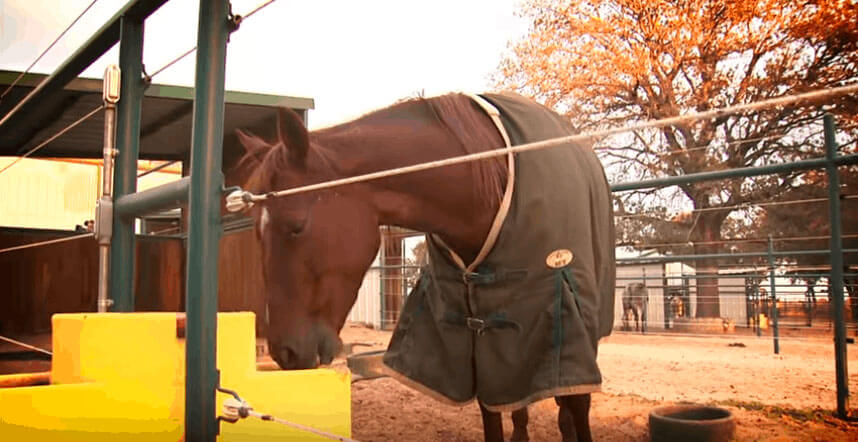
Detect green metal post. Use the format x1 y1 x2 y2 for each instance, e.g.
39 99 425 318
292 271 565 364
109 15 145 312
184 0 229 439
824 114 849 418
767 236 779 354
641 267 647 334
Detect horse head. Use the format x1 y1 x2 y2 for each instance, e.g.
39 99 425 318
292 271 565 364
237 108 380 369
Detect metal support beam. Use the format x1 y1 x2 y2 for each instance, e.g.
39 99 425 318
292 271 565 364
109 15 145 312
114 177 189 218
616 248 858 264
767 236 780 355
184 0 230 439
824 114 850 418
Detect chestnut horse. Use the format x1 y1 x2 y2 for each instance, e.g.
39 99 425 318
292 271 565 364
238 94 607 441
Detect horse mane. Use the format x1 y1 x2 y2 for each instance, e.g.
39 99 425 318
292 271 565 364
421 94 508 206
236 93 508 205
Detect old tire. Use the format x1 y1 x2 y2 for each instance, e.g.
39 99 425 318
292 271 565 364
649 404 735 442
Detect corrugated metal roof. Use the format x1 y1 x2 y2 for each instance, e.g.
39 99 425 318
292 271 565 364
0 70 313 161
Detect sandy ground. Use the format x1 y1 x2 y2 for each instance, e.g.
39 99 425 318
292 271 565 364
341 323 858 441
3 326 857 440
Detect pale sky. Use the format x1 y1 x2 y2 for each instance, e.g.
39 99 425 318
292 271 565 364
1 0 529 129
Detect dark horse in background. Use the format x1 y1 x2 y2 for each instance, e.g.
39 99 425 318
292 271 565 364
237 93 613 441
622 282 647 332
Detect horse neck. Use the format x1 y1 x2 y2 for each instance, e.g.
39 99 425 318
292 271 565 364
312 116 501 261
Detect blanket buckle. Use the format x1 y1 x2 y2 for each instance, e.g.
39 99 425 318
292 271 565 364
466 317 487 335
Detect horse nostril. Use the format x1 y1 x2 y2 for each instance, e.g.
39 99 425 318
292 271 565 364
270 345 299 370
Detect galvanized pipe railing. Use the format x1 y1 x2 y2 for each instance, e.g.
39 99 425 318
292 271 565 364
616 248 858 264
113 177 190 218
610 153 858 192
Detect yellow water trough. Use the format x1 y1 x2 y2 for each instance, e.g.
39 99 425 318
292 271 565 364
0 312 351 440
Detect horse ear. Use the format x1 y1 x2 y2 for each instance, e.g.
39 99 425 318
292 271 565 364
276 107 309 167
236 129 263 157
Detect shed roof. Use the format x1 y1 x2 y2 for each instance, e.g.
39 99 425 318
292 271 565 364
0 70 313 161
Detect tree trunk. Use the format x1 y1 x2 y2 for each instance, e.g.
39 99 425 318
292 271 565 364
693 212 725 318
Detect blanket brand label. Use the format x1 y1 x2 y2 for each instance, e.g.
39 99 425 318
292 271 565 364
546 249 573 268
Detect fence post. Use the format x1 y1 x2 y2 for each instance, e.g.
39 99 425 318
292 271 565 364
109 15 145 312
824 114 850 418
755 281 762 338
184 0 230 439
379 229 386 329
768 235 780 354
642 267 647 334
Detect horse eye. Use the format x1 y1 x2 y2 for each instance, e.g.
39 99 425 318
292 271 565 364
263 205 309 238
285 218 306 236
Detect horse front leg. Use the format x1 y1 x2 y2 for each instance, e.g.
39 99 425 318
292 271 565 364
511 407 529 441
634 308 641 332
555 393 592 442
479 402 504 442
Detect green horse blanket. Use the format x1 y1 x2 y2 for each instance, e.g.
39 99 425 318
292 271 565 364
382 92 616 412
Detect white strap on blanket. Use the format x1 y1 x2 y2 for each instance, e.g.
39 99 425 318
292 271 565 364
437 93 516 274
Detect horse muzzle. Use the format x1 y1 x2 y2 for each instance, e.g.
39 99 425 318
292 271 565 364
268 323 342 370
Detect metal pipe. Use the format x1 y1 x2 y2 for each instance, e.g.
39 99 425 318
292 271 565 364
768 236 780 354
97 64 120 312
114 176 189 218
616 248 858 264
611 153 858 192
184 0 229 439
614 273 858 281
642 267 648 333
109 15 145 312
824 114 850 418
138 160 179 178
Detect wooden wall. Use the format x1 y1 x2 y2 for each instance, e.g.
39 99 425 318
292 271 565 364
0 230 98 335
0 228 266 336
218 228 267 334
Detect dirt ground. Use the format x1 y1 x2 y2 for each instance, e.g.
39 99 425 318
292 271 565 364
341 323 858 441
3 326 857 440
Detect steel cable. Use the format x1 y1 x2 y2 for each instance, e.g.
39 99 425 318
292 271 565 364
0 0 99 102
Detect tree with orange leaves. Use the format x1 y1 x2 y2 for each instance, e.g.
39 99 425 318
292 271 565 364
498 0 858 317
